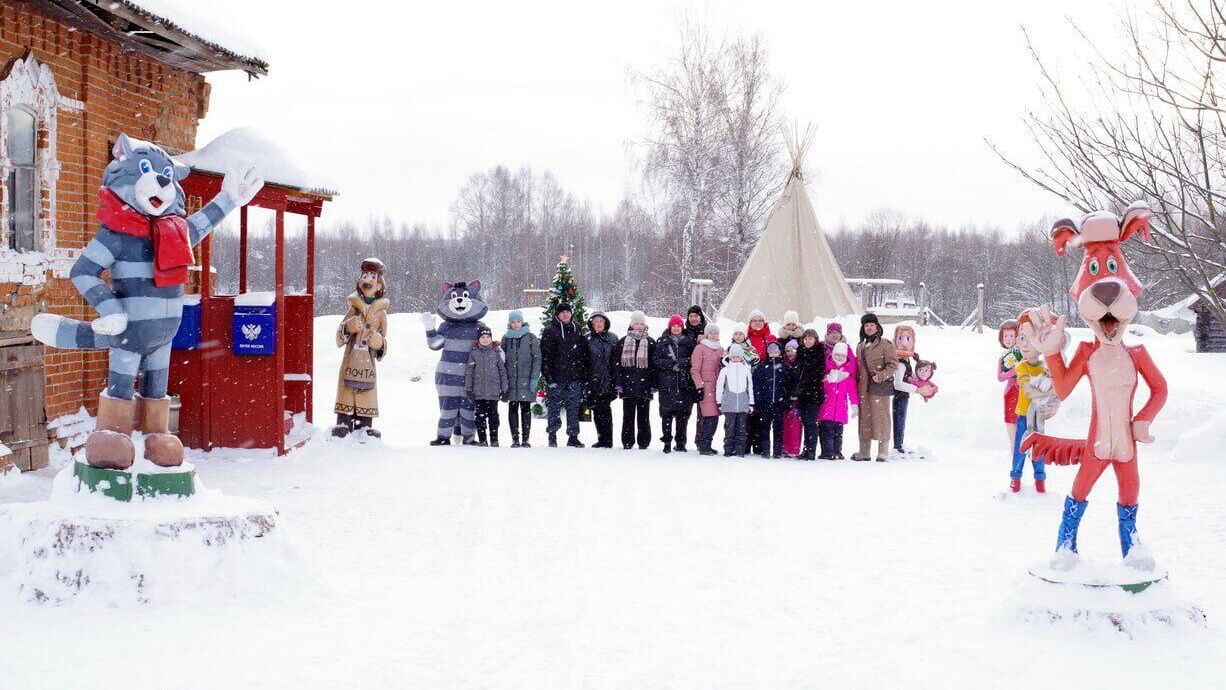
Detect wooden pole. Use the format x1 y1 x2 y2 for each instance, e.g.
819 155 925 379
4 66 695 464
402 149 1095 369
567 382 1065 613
919 282 928 326
275 209 286 455
306 214 316 297
976 283 985 333
238 205 248 293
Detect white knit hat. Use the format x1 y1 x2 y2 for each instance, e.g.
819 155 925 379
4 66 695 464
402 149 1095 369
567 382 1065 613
749 309 766 322
727 343 745 359
629 310 648 326
783 310 800 325
833 341 849 358
733 322 747 335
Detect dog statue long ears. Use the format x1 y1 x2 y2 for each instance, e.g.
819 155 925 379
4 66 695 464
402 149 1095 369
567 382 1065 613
1023 201 1168 568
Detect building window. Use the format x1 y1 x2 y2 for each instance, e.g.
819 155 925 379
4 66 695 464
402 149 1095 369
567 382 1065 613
6 107 36 252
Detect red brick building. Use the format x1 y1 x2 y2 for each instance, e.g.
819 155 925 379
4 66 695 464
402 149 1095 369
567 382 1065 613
0 0 265 469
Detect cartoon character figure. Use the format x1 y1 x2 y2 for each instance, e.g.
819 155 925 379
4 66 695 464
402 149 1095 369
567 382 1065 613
911 360 938 401
1023 203 1168 571
998 319 1022 454
421 281 488 445
332 258 389 440
1009 309 1062 493
31 134 262 470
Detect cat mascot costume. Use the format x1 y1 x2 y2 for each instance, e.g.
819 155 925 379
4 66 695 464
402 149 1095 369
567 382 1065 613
421 281 488 445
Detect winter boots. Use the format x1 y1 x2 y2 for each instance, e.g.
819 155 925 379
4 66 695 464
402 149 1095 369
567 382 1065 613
567 436 584 448
85 395 185 469
333 414 380 440
140 396 183 467
85 394 137 470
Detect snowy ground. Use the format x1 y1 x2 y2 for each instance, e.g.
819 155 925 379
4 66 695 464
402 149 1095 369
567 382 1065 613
2 309 1225 690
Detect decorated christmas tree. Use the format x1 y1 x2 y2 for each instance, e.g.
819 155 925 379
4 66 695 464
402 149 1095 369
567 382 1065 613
540 254 588 332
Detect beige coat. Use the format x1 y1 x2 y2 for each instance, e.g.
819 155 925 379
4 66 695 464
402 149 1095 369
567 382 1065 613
857 337 897 445
335 293 389 417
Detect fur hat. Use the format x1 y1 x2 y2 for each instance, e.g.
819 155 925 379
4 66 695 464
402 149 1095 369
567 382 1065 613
704 323 721 336
727 343 746 360
785 340 799 352
687 305 706 319
859 313 882 342
556 302 574 315
832 341 849 358
783 310 800 326
508 309 525 324
749 309 767 322
630 310 648 326
667 314 684 330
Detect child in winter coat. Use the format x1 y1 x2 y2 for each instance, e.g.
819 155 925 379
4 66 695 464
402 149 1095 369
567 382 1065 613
586 312 620 448
717 343 755 457
691 323 724 456
784 339 799 365
465 324 508 446
616 311 656 450
789 328 827 460
818 341 859 459
501 310 540 448
656 314 696 453
752 341 791 458
729 325 760 367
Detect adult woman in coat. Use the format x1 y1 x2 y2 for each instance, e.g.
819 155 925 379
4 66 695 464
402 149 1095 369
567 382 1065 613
690 323 724 456
655 314 696 453
501 309 540 447
586 312 620 448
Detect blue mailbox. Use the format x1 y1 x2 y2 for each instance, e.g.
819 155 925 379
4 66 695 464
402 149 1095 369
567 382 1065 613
172 297 202 350
232 292 276 356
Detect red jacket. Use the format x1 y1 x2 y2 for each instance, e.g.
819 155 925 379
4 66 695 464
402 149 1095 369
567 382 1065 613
747 325 777 362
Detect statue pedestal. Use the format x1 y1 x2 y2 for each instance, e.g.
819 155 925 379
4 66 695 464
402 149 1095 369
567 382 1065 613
72 460 195 500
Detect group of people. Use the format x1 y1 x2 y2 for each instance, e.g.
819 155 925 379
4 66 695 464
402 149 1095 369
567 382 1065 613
459 303 938 461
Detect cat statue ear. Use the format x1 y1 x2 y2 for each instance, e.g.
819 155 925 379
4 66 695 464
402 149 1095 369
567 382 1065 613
112 134 134 161
469 280 481 292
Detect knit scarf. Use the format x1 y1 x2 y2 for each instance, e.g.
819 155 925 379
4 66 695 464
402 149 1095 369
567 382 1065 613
503 324 532 339
621 332 650 369
97 187 193 288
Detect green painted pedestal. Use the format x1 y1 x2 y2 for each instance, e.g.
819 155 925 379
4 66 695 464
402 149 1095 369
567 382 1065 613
73 461 195 501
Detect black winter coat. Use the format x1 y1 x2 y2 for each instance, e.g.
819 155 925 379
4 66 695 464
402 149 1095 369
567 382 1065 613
790 342 827 404
540 317 590 385
753 359 793 407
586 330 620 399
654 332 696 413
615 333 656 400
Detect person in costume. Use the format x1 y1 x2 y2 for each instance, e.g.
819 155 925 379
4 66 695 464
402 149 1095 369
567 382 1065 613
423 280 489 445
333 258 390 439
890 325 927 456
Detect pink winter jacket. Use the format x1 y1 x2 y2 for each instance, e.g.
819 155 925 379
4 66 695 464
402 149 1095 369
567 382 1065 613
691 340 725 417
819 352 860 424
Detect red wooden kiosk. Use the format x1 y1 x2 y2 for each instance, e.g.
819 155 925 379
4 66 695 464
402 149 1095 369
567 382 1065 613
170 157 333 455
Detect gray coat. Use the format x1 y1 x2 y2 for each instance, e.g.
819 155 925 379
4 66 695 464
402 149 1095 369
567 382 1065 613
465 345 508 401
500 332 541 402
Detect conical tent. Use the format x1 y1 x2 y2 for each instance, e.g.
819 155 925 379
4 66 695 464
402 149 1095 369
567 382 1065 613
718 126 860 323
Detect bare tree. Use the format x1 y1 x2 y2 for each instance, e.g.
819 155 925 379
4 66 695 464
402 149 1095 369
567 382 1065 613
992 0 1226 318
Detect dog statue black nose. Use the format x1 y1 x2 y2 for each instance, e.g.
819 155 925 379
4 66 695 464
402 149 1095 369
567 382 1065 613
156 174 171 187
1091 280 1121 305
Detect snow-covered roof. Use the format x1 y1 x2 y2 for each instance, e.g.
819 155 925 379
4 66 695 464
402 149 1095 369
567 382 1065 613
42 0 269 75
177 128 338 197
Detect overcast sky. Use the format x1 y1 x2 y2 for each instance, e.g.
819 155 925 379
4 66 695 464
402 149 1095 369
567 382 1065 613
197 0 1121 234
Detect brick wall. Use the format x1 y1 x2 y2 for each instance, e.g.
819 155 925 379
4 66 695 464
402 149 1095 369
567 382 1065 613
1 3 209 419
